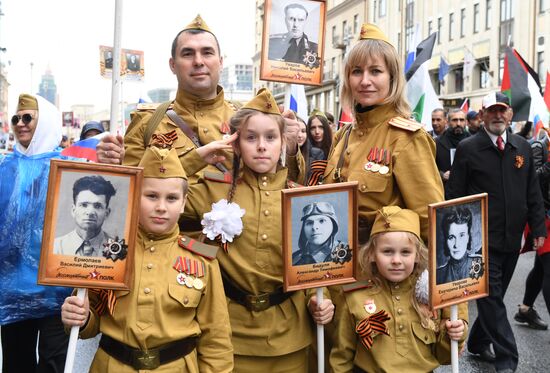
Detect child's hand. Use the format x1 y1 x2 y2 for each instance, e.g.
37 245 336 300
308 296 335 325
61 295 90 328
196 133 237 165
444 319 465 341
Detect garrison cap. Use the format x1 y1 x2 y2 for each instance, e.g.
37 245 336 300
242 88 280 115
359 23 392 46
138 146 187 180
17 94 38 111
371 206 420 239
183 14 213 34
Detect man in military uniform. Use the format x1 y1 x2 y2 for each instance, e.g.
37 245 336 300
54 175 116 257
268 3 318 65
98 15 302 186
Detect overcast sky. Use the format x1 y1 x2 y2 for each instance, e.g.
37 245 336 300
1 0 255 114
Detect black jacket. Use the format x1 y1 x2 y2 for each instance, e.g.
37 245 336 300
435 129 470 192
447 127 546 252
531 139 550 209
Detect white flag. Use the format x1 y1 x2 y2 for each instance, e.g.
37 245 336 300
463 50 476 79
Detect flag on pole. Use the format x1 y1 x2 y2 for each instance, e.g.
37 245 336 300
405 32 442 130
463 50 476 79
501 47 549 133
284 84 308 121
61 133 107 162
439 56 449 85
460 98 469 114
544 71 550 111
405 24 421 73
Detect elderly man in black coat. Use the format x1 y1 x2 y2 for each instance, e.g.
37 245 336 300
447 92 546 373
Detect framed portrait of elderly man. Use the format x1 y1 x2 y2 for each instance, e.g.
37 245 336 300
260 0 326 85
428 193 489 309
282 182 357 291
38 160 142 290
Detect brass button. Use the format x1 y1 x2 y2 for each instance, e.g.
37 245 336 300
265 191 270 196
395 295 401 301
200 112 204 117
144 288 151 294
261 181 267 187
360 185 367 192
181 237 186 242
346 149 351 155
183 297 189 305
424 336 428 341
261 234 268 240
150 247 156 252
394 285 400 289
398 324 404 330
397 308 403 315
203 127 208 133
359 131 364 136
147 263 153 269
261 176 268 181
264 210 270 216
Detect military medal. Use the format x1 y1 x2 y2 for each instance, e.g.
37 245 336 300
176 273 187 286
364 299 377 314
193 278 204 290
184 277 194 288
364 148 375 171
379 149 391 174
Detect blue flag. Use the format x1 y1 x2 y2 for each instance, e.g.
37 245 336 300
439 56 449 84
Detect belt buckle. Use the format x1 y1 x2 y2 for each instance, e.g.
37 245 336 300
246 293 270 312
132 348 160 370
333 168 341 181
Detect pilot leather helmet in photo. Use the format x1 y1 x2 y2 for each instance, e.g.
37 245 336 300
298 202 339 249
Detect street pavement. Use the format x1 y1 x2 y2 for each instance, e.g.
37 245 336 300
1 252 549 372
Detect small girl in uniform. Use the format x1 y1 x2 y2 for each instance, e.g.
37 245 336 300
182 88 334 372
330 206 468 373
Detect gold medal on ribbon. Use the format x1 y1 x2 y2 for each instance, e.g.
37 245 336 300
379 165 389 174
184 276 194 288
193 278 204 290
371 163 381 172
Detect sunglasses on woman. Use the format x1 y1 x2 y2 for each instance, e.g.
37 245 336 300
11 113 35 126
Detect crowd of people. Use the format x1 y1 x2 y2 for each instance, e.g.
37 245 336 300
0 13 548 373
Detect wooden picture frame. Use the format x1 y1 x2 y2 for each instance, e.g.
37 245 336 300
38 160 143 290
260 0 326 86
282 182 357 291
99 45 144 81
428 193 489 309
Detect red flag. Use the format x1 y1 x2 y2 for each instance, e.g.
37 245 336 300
544 71 550 111
339 107 353 130
460 98 469 114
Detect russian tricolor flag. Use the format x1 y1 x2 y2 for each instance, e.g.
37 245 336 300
61 133 106 162
284 84 308 121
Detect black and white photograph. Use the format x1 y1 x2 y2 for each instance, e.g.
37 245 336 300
267 0 321 64
126 53 140 72
260 0 326 85
53 172 128 257
282 182 357 291
428 193 489 309
38 160 142 290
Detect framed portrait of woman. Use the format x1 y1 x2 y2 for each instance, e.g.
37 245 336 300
260 0 326 85
38 160 142 290
282 182 357 291
428 193 489 309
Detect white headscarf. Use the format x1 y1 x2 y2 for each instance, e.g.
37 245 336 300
15 95 62 156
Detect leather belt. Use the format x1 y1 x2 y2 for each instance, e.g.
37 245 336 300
99 334 197 370
221 269 294 312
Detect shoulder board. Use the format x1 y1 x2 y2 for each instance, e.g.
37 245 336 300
204 171 233 184
225 100 242 112
388 117 423 132
342 280 374 293
287 180 303 188
137 103 173 111
178 236 218 260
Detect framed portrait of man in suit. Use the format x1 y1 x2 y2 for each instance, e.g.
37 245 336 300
260 0 326 86
428 193 489 309
38 160 142 290
282 182 357 291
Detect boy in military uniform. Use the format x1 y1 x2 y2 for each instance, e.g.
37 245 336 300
61 146 233 372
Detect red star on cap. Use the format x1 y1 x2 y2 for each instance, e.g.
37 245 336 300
159 166 166 173
266 102 272 109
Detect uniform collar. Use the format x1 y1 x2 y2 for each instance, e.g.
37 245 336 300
68 230 108 256
354 103 396 129
139 223 180 249
240 165 288 191
173 85 226 113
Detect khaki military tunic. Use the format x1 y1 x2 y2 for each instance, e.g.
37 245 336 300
123 87 236 185
323 104 444 244
330 278 468 373
80 225 233 373
182 167 313 358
